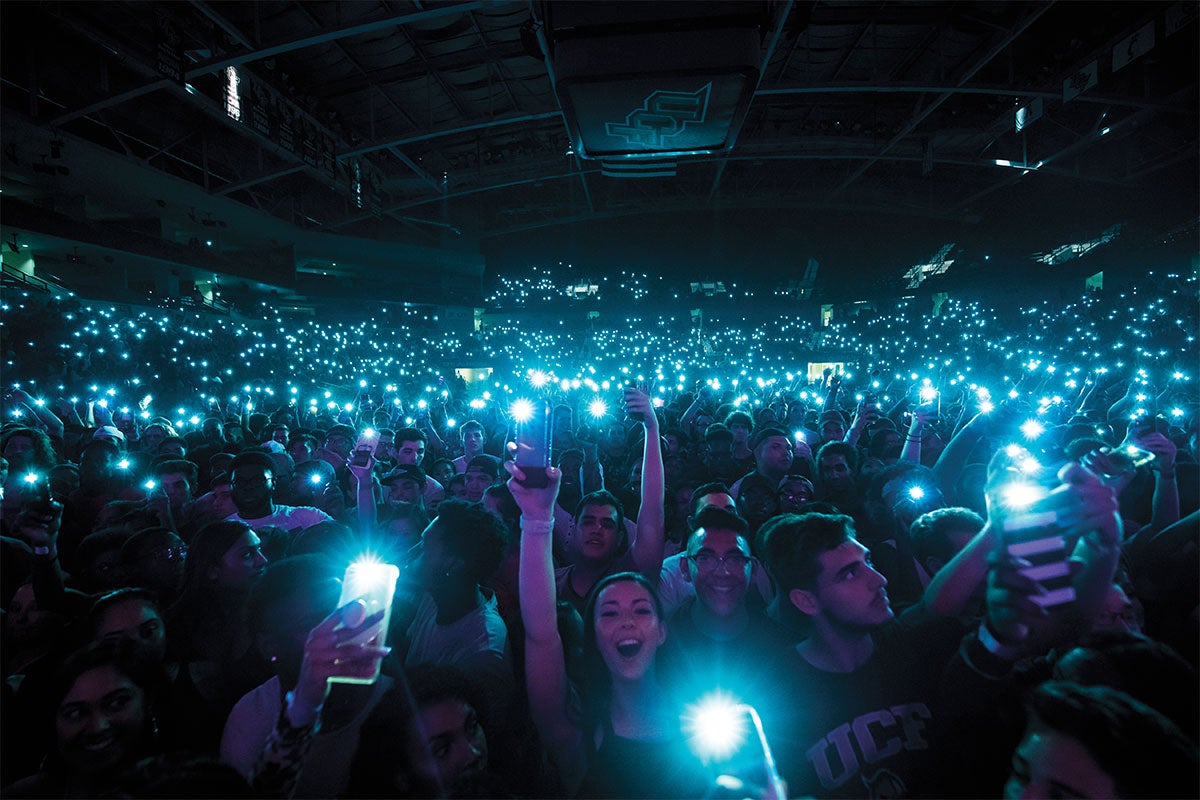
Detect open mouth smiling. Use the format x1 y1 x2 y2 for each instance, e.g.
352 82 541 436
615 639 642 658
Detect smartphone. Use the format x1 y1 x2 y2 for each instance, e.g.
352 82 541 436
351 429 378 467
21 474 53 515
330 560 399 685
624 388 644 422
1113 444 1156 469
1000 501 1075 608
516 398 551 488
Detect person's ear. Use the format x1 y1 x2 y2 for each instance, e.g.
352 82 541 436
789 587 819 617
446 554 466 578
657 619 667 646
682 556 694 583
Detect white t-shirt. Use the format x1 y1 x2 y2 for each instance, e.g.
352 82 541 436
404 592 513 721
220 674 392 798
423 475 445 506
226 504 332 531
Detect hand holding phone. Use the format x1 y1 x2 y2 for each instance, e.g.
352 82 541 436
288 600 390 726
624 387 652 423
514 398 551 488
327 561 399 686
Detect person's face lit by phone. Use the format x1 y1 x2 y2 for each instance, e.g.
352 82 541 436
324 433 351 459
397 439 426 466
462 427 484 457
387 477 422 506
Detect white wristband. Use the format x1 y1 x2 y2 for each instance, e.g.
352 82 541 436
978 622 1023 660
521 517 554 536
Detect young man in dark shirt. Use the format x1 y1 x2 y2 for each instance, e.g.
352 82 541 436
763 457 1122 799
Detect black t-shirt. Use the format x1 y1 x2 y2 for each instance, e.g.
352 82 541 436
658 601 800 784
577 717 713 800
774 616 967 799
660 600 797 713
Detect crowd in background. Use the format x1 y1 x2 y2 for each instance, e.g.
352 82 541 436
0 270 1196 798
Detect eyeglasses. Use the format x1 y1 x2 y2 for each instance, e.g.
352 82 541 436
688 552 751 573
231 476 273 488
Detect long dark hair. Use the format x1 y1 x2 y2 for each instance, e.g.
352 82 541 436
166 521 253 660
578 572 666 737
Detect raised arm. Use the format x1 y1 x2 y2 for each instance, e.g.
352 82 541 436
1134 432 1179 537
348 456 377 535
923 520 999 617
625 390 665 579
843 399 880 448
931 411 989 502
11 389 64 440
506 462 586 790
899 405 934 464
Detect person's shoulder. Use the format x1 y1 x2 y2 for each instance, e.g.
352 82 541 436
610 550 640 575
284 504 332 521
665 597 699 628
745 609 799 647
661 550 687 573
229 674 281 715
3 770 62 798
875 611 968 661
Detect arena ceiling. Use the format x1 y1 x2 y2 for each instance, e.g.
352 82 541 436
1 1 1197 290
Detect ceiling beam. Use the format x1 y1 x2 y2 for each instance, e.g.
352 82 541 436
47 4 483 128
339 111 563 160
827 2 1055 199
188 0 255 49
708 0 793 205
184 3 485 78
755 83 1190 113
215 165 307 196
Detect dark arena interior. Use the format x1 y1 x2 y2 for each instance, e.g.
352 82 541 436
1 2 1197 798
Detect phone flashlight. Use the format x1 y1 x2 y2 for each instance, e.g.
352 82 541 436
330 559 399 686
512 398 551 489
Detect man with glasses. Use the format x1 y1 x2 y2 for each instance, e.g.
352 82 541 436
226 451 332 533
778 474 816 513
658 506 795 763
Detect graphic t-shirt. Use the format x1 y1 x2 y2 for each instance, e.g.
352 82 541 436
774 617 967 799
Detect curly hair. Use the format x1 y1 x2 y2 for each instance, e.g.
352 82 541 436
431 499 508 585
1 426 57 473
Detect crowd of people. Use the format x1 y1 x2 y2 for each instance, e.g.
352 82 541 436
0 269 1196 799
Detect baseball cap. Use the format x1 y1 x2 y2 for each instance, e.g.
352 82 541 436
381 464 426 486
750 427 789 450
93 425 127 444
465 454 501 479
